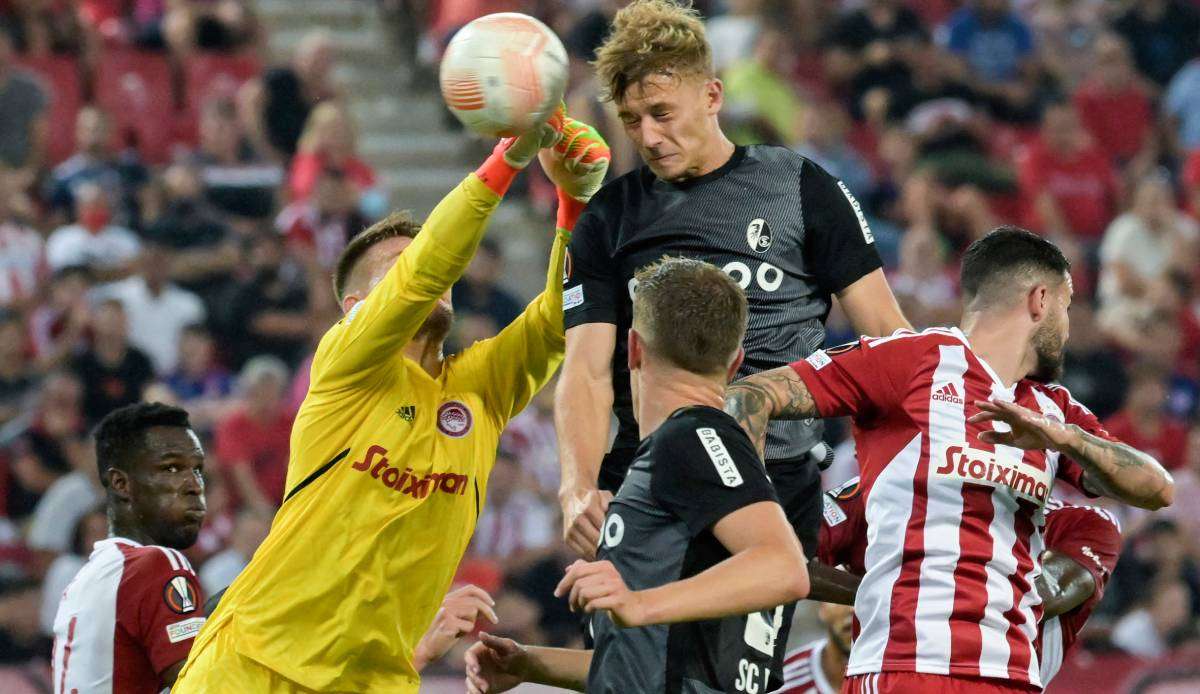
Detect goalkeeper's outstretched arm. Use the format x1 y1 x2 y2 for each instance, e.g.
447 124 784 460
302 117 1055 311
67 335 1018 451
315 129 556 382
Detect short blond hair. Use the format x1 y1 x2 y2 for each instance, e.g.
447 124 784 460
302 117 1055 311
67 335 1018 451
593 0 713 102
632 257 747 376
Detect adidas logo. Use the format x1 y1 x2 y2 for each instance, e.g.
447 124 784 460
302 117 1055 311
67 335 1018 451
932 382 964 405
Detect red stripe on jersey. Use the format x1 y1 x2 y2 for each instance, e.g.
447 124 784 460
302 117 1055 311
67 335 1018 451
1002 503 1038 680
881 397 933 668
947 484 995 671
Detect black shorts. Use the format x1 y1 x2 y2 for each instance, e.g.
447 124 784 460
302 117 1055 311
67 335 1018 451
599 447 821 558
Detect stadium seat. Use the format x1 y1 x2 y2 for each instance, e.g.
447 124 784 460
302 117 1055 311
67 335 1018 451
184 51 262 114
93 49 177 164
14 55 83 166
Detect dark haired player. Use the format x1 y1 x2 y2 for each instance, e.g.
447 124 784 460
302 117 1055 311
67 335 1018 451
726 226 1172 692
785 480 1123 692
465 257 809 694
52 402 207 693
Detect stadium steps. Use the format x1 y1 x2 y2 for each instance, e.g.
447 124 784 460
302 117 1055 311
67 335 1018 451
257 0 551 298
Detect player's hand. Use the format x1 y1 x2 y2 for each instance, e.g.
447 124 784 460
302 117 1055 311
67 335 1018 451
465 632 530 694
969 399 1075 451
538 109 611 204
560 487 612 559
413 584 499 671
495 106 566 170
554 559 647 628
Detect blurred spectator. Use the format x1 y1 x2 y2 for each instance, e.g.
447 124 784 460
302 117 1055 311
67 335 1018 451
244 29 339 159
0 577 47 665
70 298 154 424
501 378 558 501
22 377 99 556
277 167 369 271
0 28 46 185
705 0 762 75
1111 577 1194 657
1026 0 1107 89
1017 100 1119 243
6 0 81 55
27 265 91 370
166 323 233 433
44 106 148 229
3 371 83 521
1060 301 1128 422
75 0 166 50
1072 33 1154 167
792 99 873 199
142 164 239 310
191 97 282 222
289 101 379 210
224 232 309 369
886 226 957 329
939 0 1039 119
1164 52 1200 156
1111 0 1200 88
1097 173 1198 340
214 355 292 510
822 0 927 106
1103 362 1191 472
0 169 45 311
469 450 557 575
44 181 140 281
96 240 206 375
37 504 105 635
198 503 271 596
453 238 521 330
0 309 38 431
162 0 259 57
720 27 804 145
1109 518 1200 620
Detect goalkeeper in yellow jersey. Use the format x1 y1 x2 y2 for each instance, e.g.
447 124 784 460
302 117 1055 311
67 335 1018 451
173 110 610 693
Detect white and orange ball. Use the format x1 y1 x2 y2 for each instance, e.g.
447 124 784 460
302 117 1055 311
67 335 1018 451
439 13 568 137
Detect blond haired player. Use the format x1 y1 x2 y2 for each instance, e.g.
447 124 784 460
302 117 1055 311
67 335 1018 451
172 111 610 693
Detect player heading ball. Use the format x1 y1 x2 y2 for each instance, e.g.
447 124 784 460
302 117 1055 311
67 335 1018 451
466 257 809 694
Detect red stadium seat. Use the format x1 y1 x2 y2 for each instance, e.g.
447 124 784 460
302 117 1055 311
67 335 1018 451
184 51 262 113
14 55 83 166
93 49 177 163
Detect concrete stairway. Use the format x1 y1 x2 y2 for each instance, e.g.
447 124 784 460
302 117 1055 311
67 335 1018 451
255 0 550 297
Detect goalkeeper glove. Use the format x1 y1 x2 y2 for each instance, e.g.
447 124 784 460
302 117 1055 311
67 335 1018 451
538 109 611 231
474 109 565 196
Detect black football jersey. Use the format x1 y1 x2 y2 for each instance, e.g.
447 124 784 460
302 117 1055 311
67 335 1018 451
588 406 788 694
564 145 882 473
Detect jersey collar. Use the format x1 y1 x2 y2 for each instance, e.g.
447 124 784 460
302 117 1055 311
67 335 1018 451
657 145 746 190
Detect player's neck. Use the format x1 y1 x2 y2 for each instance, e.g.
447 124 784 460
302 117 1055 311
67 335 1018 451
961 313 1034 387
821 638 849 690
108 514 155 546
695 131 736 178
403 336 444 378
635 367 726 439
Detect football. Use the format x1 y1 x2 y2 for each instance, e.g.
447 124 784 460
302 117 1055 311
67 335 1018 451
439 12 568 137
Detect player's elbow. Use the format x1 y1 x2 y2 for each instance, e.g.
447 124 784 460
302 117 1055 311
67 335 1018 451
776 544 810 602
1145 476 1175 510
785 564 811 603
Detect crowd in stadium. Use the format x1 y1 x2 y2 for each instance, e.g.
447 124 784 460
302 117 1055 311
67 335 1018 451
0 0 1199 691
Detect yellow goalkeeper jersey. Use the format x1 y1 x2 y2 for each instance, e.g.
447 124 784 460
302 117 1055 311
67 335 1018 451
177 173 565 692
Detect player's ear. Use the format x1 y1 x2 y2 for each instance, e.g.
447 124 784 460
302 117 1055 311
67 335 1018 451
706 78 724 115
627 328 643 372
725 347 745 384
341 293 360 316
1027 284 1049 323
107 468 132 503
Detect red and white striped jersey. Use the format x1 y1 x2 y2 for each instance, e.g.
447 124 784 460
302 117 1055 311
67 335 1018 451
775 639 838 694
1035 500 1121 684
791 327 1114 688
819 485 1122 687
51 537 205 694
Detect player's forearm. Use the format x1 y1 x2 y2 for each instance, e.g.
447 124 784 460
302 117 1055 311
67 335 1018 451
1036 551 1096 619
520 646 592 691
401 174 503 300
1060 426 1174 510
635 545 809 626
724 367 819 456
805 560 860 606
555 368 613 494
